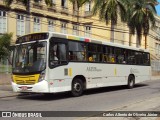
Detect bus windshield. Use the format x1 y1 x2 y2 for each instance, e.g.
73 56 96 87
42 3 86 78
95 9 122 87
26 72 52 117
13 41 47 73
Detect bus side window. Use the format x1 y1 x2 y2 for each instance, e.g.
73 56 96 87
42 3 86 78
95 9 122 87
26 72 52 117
88 44 102 62
49 42 67 67
143 53 150 65
127 50 135 65
68 41 86 61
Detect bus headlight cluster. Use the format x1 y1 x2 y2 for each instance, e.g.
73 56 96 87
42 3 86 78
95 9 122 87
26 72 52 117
38 71 46 82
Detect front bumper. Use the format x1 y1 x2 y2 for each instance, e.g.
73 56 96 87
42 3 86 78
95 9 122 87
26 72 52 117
11 80 49 93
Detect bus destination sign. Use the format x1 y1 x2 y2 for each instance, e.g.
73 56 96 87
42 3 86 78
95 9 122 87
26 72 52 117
16 33 49 44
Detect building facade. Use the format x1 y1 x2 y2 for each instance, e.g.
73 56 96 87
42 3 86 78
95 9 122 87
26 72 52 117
0 0 160 61
0 0 111 43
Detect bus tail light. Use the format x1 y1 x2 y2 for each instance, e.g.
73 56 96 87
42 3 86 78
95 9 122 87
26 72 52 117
38 71 46 82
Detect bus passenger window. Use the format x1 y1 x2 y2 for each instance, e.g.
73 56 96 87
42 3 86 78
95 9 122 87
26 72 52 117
50 44 59 66
49 41 67 67
68 41 86 61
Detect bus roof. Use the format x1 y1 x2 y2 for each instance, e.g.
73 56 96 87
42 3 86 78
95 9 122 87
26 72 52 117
16 31 149 53
50 32 149 53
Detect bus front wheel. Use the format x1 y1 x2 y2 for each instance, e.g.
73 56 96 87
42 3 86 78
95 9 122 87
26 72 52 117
128 75 135 89
71 78 84 97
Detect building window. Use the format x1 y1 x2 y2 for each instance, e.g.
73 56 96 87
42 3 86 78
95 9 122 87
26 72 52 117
61 0 67 8
48 19 55 32
68 41 87 61
0 10 7 33
34 0 42 3
52 0 55 4
85 1 92 16
73 24 79 35
33 17 41 32
85 1 91 12
61 22 67 34
88 44 103 62
84 25 91 37
17 14 25 36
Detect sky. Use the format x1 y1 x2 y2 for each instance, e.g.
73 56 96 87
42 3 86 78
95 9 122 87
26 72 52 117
156 0 160 16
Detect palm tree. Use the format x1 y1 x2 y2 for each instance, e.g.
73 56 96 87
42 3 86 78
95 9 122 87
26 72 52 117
127 0 157 48
92 0 128 42
45 0 54 7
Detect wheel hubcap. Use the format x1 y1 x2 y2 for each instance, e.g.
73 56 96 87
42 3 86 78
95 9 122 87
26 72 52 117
74 83 81 92
130 79 133 86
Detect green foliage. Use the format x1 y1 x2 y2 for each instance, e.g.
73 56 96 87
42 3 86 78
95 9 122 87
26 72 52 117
127 0 157 46
0 33 13 59
45 0 53 7
92 0 128 25
127 0 156 36
92 0 157 46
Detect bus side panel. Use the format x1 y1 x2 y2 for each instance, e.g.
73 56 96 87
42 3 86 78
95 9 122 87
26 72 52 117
48 63 151 93
131 66 151 83
48 63 89 93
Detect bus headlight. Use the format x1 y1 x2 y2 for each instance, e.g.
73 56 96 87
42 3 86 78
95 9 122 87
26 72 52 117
39 71 46 82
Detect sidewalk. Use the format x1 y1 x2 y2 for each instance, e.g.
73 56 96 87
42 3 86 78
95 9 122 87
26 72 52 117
151 76 160 81
0 85 19 98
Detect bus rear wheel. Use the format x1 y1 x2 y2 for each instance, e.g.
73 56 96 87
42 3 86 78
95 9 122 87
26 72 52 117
128 75 135 89
71 78 84 97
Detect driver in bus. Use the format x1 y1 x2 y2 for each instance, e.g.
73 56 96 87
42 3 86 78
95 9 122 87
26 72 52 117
50 45 59 65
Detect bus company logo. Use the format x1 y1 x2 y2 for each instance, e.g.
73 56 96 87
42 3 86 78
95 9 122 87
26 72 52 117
2 112 11 117
87 67 102 72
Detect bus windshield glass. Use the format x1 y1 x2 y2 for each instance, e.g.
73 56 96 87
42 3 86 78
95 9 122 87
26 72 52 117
13 41 47 73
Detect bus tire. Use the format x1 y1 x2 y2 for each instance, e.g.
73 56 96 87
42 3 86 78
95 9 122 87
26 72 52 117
71 78 84 97
128 75 135 89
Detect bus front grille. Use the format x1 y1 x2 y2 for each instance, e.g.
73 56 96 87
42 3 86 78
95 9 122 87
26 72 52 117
13 74 40 85
15 79 36 85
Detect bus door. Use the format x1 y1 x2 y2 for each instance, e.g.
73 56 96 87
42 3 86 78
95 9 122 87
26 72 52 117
48 37 68 92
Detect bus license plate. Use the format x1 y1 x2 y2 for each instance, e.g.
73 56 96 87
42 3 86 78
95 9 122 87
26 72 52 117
21 86 28 91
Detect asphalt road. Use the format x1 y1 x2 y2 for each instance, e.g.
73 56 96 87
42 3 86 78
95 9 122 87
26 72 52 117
0 80 160 120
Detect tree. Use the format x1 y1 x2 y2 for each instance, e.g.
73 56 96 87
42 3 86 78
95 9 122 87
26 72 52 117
92 0 128 42
127 0 157 48
0 33 13 61
45 0 54 7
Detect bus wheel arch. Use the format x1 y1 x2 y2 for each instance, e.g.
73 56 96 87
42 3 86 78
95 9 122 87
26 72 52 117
128 74 135 89
71 75 86 97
